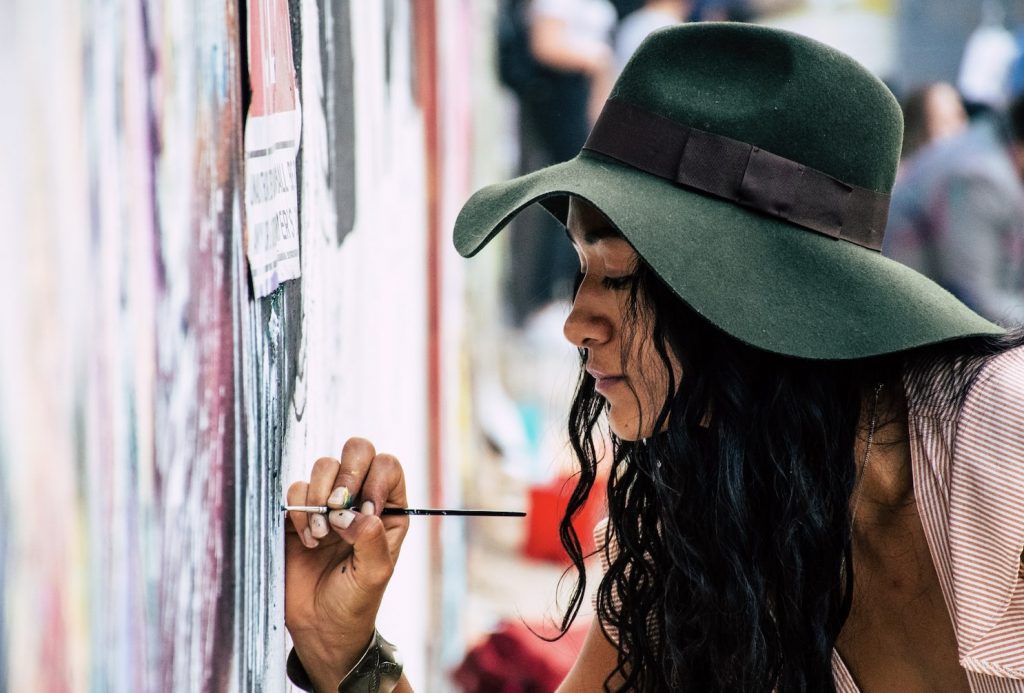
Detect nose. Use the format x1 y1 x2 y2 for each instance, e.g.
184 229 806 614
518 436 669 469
563 276 613 348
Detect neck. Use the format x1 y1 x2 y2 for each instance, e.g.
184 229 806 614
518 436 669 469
853 383 914 521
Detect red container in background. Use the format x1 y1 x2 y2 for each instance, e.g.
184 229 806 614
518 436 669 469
523 475 607 563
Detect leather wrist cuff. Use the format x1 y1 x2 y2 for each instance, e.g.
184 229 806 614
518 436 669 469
285 630 402 693
337 629 403 693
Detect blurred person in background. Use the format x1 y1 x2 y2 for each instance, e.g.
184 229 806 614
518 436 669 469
501 0 617 326
285 25 1024 693
528 0 618 128
884 91 1024 324
899 82 969 163
957 0 1021 116
689 0 748 21
689 0 800 22
613 0 691 75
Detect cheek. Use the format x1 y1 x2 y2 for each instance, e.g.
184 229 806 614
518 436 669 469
629 341 682 397
616 348 682 439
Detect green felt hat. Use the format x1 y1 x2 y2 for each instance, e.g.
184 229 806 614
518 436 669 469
454 23 1004 359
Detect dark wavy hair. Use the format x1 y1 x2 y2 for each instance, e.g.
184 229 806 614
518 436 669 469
553 256 1024 692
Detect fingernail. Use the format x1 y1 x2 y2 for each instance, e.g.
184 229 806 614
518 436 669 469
360 500 375 516
309 513 328 538
329 509 356 529
302 527 319 548
328 487 351 508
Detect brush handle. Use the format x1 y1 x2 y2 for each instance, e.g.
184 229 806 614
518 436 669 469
282 505 525 517
382 508 525 517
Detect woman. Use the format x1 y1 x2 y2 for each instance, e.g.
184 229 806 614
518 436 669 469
284 24 1024 692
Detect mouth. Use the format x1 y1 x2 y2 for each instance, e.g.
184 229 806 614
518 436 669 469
587 368 626 395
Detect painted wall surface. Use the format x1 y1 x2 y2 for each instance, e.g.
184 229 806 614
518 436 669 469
0 1 248 689
0 0 485 690
283 0 434 684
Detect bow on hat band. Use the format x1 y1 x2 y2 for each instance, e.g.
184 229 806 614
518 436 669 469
583 98 890 251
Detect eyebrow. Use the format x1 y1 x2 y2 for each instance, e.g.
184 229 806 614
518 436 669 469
566 224 622 246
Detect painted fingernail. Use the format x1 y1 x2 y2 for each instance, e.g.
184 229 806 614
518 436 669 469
329 509 356 529
360 500 375 516
309 513 328 538
328 487 351 508
302 527 319 548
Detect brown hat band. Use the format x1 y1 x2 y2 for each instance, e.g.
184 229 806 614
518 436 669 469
583 98 890 251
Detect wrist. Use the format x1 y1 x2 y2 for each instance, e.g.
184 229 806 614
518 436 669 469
288 629 404 693
291 627 375 692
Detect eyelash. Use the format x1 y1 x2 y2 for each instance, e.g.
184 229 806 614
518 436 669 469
601 275 635 290
572 270 636 294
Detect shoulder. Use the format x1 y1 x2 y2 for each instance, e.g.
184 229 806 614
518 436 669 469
953 345 1024 471
962 345 1024 415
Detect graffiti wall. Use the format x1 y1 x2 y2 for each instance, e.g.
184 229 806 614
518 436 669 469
0 0 247 689
0 0 484 689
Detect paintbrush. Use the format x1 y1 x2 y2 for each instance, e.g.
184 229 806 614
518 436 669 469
283 505 526 517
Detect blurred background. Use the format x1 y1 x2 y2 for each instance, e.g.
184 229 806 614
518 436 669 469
1 0 1022 690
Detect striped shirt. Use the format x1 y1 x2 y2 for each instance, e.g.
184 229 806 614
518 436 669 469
836 345 1024 691
595 345 1024 690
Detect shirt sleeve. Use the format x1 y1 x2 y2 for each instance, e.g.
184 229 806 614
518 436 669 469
530 0 575 21
948 346 1024 678
590 517 621 627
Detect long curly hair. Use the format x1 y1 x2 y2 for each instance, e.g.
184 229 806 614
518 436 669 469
554 258 1024 692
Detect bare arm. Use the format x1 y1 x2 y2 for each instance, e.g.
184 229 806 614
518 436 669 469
556 615 624 692
371 615 617 693
529 15 610 76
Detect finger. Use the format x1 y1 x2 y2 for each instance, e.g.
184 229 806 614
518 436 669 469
306 456 340 539
382 514 410 563
327 510 395 592
286 481 319 549
333 437 377 508
359 453 409 517
359 453 410 558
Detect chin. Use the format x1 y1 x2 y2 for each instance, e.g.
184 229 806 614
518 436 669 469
607 409 648 442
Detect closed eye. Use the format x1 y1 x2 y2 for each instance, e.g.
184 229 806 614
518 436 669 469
601 274 636 290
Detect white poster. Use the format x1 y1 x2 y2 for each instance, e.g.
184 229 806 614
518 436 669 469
245 0 302 297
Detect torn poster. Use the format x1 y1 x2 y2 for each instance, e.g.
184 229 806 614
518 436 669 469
245 0 302 297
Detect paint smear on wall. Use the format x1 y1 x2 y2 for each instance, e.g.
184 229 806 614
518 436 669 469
318 0 357 244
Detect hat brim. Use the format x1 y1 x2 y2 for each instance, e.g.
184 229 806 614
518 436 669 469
454 152 1005 359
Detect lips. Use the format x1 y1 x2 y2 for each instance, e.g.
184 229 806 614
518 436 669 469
587 367 626 395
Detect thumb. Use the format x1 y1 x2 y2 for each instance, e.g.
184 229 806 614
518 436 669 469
328 509 395 594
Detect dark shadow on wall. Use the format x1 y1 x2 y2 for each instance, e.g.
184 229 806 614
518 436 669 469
321 0 356 244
